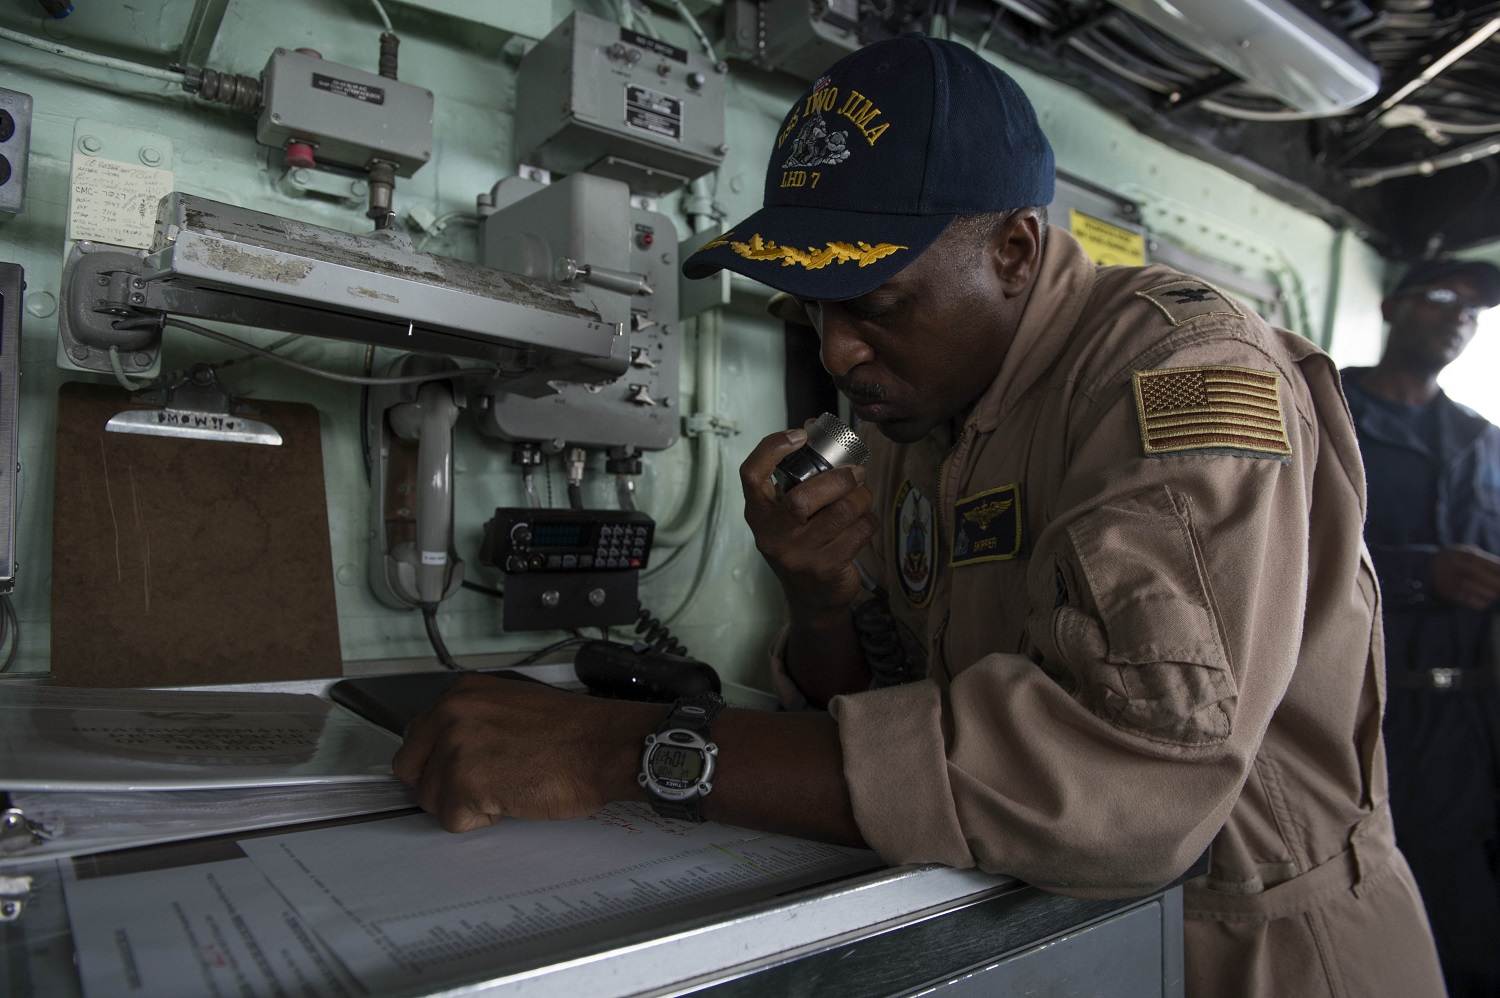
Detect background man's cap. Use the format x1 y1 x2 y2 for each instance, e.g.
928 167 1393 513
1393 258 1500 307
681 35 1055 302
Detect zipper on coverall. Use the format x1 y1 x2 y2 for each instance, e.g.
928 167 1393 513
931 425 974 683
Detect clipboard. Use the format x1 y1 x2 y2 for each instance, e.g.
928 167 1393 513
49 382 343 687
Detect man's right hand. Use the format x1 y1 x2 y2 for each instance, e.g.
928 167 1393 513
741 426 879 706
1431 544 1500 611
740 427 879 625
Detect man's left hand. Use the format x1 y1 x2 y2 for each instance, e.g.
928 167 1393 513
1430 544 1500 611
392 675 657 832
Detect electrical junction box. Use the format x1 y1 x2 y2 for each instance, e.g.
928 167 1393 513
258 49 434 177
0 88 33 215
479 172 680 452
724 0 923 80
514 11 727 196
380 0 553 39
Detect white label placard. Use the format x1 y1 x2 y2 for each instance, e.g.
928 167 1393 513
68 155 174 249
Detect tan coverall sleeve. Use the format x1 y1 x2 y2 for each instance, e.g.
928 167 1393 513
831 339 1320 899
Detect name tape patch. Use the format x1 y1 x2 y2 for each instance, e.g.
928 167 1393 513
951 484 1022 567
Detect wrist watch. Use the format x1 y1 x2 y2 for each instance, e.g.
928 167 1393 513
638 692 726 822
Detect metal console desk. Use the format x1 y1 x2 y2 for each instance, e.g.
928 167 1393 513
8 858 1186 997
1 674 1187 998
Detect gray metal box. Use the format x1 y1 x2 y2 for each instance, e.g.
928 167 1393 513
0 88 33 215
480 173 681 451
724 0 864 80
257 49 433 177
515 11 726 196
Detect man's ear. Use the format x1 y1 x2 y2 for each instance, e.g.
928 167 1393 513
990 210 1043 298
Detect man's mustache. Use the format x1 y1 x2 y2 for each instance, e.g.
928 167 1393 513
834 376 886 401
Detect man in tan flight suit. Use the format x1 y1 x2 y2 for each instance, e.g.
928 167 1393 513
394 34 1445 998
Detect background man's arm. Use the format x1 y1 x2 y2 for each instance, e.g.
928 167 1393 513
1432 544 1500 610
785 615 871 708
1368 541 1500 611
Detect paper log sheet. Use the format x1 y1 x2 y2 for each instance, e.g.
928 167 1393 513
57 804 878 996
62 857 360 998
238 804 879 992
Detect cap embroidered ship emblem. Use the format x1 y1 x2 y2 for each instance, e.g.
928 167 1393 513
782 113 851 169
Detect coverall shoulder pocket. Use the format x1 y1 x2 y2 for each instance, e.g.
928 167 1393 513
1032 486 1237 747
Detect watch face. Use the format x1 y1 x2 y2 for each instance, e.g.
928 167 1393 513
648 744 704 787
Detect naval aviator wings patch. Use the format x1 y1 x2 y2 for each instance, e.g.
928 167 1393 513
1133 365 1291 459
951 483 1023 567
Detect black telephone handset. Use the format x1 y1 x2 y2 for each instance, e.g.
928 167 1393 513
331 644 720 737
572 641 720 702
329 669 545 736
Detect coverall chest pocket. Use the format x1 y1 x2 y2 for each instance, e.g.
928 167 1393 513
945 558 1034 672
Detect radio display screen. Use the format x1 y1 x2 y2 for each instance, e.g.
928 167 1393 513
531 522 589 548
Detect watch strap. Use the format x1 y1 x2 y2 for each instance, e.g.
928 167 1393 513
664 691 725 733
651 794 708 823
644 693 725 823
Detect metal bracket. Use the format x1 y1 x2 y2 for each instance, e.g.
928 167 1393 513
273 155 370 207
57 242 161 375
0 869 33 921
106 364 283 445
684 412 739 437
517 163 552 186
0 807 47 857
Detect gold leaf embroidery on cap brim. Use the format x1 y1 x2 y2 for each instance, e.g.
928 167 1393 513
725 234 908 269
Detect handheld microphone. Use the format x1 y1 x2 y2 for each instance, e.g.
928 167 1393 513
772 412 870 491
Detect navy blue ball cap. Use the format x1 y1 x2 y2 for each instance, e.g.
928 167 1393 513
1393 258 1500 308
682 34 1055 301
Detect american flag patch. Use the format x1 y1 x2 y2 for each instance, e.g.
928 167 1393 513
1132 366 1291 458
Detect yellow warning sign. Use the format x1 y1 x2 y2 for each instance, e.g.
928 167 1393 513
1070 209 1146 267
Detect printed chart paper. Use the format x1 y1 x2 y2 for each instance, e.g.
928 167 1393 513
239 803 880 991
62 857 360 998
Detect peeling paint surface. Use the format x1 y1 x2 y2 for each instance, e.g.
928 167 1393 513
347 285 400 303
170 195 597 320
180 239 316 285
